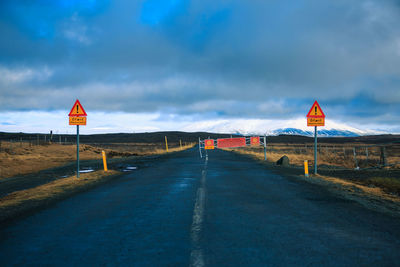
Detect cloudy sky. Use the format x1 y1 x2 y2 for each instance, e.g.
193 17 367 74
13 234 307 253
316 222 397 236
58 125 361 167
0 0 399 134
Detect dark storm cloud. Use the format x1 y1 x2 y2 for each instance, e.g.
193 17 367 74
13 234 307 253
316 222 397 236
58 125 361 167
0 0 400 123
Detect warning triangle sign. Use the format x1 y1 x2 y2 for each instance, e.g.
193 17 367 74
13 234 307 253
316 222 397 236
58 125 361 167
306 101 325 118
68 99 87 117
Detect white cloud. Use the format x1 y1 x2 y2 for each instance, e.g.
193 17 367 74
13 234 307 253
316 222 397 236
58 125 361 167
63 13 92 45
0 66 52 84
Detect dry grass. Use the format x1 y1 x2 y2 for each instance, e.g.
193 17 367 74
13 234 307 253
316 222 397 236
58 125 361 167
300 174 400 217
0 142 195 179
312 174 400 202
365 177 400 195
228 145 400 169
0 170 120 223
149 143 195 155
0 143 105 178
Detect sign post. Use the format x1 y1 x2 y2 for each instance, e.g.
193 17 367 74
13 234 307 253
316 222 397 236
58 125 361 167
264 135 267 161
199 137 202 158
68 99 87 178
306 101 325 175
77 125 80 177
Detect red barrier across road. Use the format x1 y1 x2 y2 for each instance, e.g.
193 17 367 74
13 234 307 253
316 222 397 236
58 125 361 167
217 137 246 148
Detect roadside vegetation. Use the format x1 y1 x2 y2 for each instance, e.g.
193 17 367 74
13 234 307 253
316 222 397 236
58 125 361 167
0 141 195 179
230 144 400 169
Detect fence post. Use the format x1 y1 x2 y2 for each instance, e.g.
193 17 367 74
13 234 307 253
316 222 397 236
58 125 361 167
380 146 387 167
353 147 359 169
365 147 369 162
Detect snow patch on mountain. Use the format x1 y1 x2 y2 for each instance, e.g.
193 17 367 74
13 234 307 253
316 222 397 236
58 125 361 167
182 118 384 137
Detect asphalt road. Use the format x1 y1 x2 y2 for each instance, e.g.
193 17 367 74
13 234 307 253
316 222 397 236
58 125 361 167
1 148 400 266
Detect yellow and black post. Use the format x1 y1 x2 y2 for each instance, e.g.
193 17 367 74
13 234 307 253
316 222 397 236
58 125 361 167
304 160 309 177
102 150 108 171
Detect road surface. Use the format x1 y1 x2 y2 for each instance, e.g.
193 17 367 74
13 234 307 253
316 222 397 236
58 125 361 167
1 148 400 266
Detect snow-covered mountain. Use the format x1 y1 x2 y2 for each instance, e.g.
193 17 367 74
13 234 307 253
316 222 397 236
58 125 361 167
182 118 384 137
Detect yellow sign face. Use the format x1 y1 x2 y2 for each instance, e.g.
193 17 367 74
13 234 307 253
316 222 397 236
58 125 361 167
307 117 325 126
69 116 87 125
204 139 214 149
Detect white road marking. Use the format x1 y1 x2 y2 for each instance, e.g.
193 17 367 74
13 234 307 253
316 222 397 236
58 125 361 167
189 158 208 267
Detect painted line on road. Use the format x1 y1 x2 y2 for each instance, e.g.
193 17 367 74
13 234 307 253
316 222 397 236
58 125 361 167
189 156 208 267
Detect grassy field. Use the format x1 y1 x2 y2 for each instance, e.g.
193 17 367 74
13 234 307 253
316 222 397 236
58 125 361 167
231 143 400 169
0 141 194 179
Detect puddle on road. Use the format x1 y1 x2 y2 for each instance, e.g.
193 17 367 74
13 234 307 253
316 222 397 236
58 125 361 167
123 166 138 172
79 169 95 173
169 178 195 193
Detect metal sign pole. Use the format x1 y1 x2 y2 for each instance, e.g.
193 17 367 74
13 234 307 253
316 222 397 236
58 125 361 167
264 135 267 161
77 125 80 178
199 137 202 158
314 126 317 174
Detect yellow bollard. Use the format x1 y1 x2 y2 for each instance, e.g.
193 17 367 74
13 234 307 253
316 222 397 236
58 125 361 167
304 160 309 177
102 150 108 172
165 136 169 152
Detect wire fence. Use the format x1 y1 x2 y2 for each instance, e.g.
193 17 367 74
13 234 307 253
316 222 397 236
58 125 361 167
0 136 193 156
0 135 75 154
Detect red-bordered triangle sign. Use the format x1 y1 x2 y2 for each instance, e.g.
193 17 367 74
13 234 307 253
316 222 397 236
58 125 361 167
68 99 87 117
306 101 325 118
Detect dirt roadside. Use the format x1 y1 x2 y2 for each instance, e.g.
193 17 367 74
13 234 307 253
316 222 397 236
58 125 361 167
0 170 121 225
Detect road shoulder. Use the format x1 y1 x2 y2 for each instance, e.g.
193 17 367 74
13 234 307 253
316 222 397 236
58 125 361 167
229 149 400 218
0 170 121 225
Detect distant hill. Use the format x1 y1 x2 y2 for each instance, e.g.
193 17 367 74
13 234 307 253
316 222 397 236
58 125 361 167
271 128 361 137
1 131 399 145
182 118 384 137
